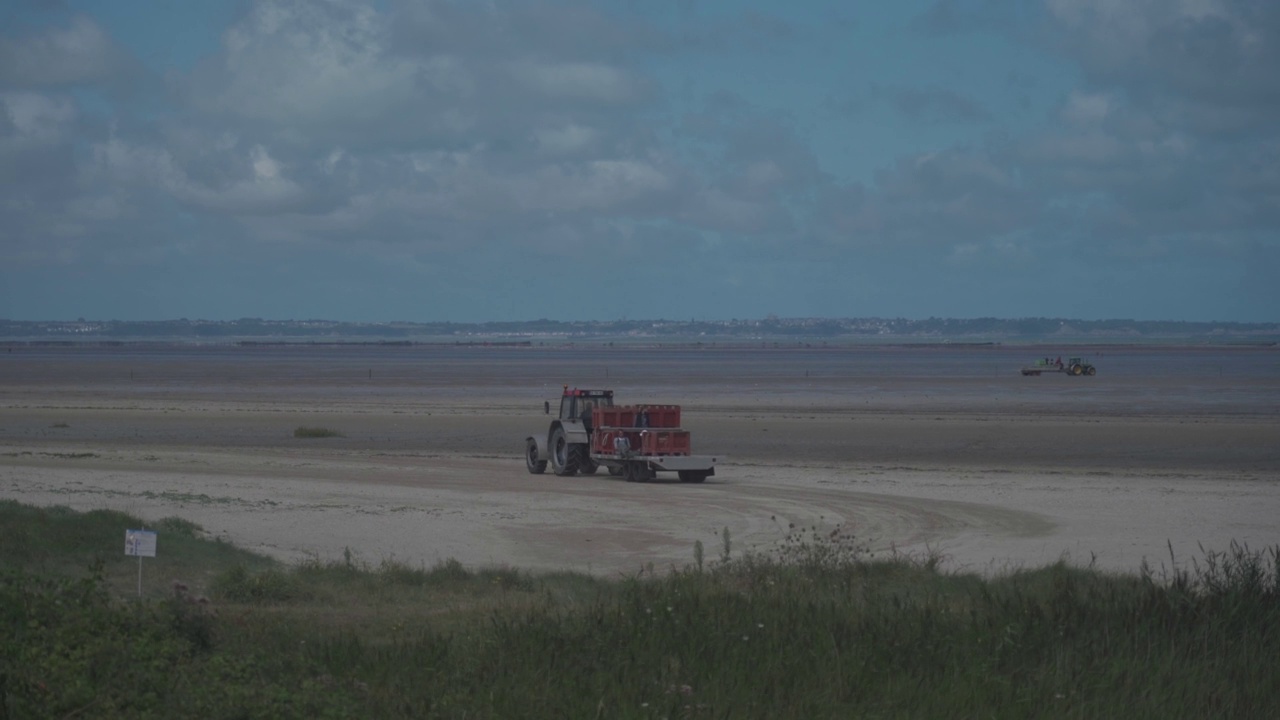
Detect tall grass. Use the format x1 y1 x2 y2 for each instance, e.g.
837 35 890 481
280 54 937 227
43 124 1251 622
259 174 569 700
2 503 1277 718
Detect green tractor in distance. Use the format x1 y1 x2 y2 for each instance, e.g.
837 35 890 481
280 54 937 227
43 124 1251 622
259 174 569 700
1021 357 1097 376
1065 357 1096 376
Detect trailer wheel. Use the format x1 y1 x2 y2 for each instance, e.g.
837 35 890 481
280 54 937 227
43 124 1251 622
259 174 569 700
607 465 623 477
525 438 546 474
623 461 651 483
550 428 580 476
678 471 708 483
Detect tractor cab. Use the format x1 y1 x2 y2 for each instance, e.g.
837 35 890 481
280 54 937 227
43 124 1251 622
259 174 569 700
558 388 614 424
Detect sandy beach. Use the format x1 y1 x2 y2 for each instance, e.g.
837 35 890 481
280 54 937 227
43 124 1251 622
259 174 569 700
2 344 1277 576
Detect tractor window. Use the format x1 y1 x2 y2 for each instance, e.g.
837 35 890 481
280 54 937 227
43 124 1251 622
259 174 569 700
559 393 613 421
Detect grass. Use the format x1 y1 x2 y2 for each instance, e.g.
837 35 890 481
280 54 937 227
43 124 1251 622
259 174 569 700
294 426 345 438
0 500 275 597
2 502 1278 718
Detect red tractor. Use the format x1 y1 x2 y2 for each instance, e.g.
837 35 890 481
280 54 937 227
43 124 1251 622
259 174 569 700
525 387 717 483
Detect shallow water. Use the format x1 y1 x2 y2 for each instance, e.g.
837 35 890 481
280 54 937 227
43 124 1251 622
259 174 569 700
2 344 1277 417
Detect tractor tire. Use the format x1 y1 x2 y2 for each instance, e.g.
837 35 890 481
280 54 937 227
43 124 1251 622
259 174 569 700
550 427 581 476
580 457 600 475
525 438 546 474
1071 364 1083 376
566 445 588 474
678 470 708 483
1086 366 1096 376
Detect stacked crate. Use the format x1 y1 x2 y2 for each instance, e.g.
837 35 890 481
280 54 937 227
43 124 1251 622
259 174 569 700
591 405 692 456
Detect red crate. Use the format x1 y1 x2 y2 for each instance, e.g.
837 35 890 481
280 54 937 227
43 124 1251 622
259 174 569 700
637 405 681 429
592 429 637 455
635 430 692 456
592 428 691 456
594 405 682 430
594 407 631 429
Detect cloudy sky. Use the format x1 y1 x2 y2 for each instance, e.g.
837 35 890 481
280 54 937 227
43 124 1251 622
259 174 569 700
1 0 1276 322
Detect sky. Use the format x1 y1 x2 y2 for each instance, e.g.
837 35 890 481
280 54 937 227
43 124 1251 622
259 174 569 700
0 0 1277 323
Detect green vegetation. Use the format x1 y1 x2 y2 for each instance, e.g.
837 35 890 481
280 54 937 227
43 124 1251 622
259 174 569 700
294 426 345 439
2 500 1278 718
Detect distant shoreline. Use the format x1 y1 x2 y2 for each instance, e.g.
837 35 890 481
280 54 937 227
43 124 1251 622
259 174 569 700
1 339 1275 350
4 317 1276 347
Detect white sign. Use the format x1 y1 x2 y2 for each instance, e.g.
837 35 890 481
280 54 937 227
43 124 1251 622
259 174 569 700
125 529 157 558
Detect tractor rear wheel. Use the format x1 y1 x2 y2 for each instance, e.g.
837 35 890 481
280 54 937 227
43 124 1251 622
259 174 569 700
550 427 581 476
525 438 546 474
1071 364 1083 375
580 457 599 475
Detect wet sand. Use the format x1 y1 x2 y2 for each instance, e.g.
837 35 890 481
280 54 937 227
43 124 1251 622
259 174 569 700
1 344 1277 576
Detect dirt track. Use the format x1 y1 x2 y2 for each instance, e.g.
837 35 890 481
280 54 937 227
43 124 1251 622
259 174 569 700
1 345 1277 576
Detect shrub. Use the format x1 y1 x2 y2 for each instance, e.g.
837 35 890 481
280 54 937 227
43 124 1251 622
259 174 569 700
293 426 344 439
212 565 310 603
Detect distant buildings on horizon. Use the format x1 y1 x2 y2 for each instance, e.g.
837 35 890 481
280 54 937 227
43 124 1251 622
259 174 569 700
1 317 1277 344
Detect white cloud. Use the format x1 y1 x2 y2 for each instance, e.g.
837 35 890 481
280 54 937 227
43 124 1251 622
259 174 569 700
684 187 776 234
1061 91 1112 126
511 159 672 212
0 15 122 88
533 124 599 155
192 0 422 127
0 93 76 155
510 62 639 103
250 145 280 180
93 136 307 216
1046 0 1280 123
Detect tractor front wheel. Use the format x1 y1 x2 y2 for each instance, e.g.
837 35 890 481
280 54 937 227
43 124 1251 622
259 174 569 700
525 438 546 474
1086 366 1096 376
550 428 582 476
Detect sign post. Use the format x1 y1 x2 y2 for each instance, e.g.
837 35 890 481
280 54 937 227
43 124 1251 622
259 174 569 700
125 528 158 597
